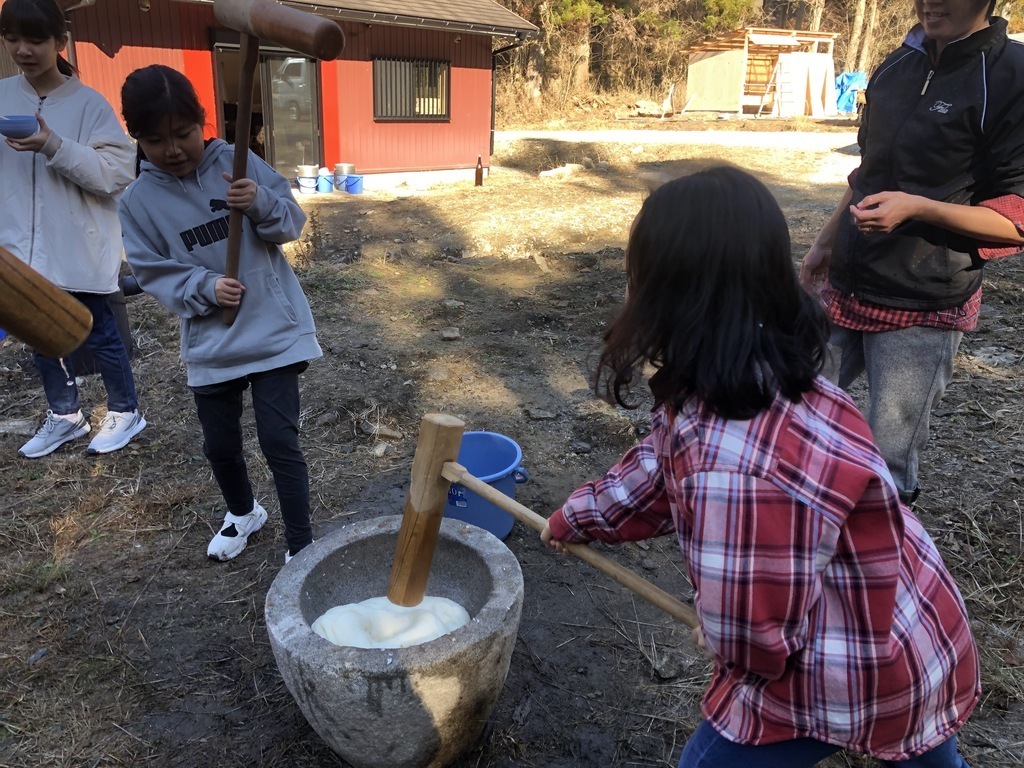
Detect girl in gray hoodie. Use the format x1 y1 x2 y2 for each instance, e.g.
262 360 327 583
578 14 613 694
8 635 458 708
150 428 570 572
118 65 321 564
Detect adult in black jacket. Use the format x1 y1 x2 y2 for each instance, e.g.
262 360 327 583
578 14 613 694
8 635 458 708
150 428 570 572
801 0 1024 505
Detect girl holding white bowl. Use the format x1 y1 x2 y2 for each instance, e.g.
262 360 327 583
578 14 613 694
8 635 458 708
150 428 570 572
0 0 145 458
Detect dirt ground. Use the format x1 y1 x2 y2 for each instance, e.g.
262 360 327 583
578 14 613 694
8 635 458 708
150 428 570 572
2 126 1023 768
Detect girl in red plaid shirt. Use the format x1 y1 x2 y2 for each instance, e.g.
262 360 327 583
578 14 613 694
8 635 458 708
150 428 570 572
543 167 979 767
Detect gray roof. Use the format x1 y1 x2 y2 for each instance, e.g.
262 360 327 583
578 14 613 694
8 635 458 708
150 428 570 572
282 0 538 38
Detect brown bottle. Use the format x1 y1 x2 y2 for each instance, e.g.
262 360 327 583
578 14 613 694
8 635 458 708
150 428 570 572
474 155 484 187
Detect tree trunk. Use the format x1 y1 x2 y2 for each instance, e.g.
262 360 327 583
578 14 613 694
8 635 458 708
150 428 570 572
572 35 591 94
809 0 826 32
856 0 879 73
845 0 868 72
523 1 550 106
524 42 544 105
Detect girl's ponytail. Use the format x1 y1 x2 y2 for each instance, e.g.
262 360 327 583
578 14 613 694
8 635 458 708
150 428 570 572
56 55 76 78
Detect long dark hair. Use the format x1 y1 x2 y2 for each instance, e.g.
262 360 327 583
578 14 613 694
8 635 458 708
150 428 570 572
598 166 829 421
121 65 206 173
0 0 76 77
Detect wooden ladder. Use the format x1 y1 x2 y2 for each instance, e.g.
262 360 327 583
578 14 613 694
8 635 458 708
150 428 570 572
757 60 794 117
756 62 778 117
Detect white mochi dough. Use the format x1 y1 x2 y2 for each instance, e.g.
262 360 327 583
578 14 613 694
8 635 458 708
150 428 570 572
311 595 471 649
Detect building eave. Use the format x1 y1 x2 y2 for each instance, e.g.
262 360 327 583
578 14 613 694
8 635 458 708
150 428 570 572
299 7 536 39
178 0 538 40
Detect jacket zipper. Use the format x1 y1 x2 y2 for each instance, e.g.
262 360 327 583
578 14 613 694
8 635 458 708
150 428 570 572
920 69 935 95
852 60 934 300
27 95 45 267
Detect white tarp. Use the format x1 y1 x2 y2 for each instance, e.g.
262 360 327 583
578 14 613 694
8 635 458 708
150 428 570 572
775 52 837 117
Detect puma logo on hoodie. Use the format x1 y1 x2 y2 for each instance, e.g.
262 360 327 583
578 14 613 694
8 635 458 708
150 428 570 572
180 214 230 253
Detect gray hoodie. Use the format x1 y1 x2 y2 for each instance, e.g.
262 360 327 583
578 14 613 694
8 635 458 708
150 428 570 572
119 139 321 386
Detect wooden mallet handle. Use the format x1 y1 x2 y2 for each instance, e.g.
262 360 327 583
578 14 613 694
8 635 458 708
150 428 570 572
387 414 466 606
213 0 345 60
219 32 259 327
442 461 700 628
0 244 93 358
212 0 345 326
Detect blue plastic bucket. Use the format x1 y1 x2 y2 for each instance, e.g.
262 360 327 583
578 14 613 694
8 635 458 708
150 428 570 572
345 174 364 194
297 175 317 195
333 173 347 190
446 431 528 539
317 173 333 193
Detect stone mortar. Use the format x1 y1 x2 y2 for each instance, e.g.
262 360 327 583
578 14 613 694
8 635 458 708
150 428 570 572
265 516 525 768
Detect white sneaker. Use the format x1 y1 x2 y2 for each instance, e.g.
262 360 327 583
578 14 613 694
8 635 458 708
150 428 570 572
19 410 90 458
87 410 146 454
208 502 268 561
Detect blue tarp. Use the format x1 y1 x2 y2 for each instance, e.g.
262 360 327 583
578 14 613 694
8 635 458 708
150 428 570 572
836 71 868 114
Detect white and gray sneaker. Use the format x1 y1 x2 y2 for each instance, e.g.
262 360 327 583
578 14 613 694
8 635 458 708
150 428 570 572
208 502 268 561
19 410 91 458
87 410 147 454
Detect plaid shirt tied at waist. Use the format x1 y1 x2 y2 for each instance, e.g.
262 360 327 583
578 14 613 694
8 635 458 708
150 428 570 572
823 194 1024 332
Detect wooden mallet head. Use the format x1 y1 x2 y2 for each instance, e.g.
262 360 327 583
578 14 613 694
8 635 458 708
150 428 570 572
213 0 345 60
0 245 92 359
386 415 466 607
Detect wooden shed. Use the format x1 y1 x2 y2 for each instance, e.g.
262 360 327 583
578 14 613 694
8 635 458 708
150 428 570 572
684 27 840 117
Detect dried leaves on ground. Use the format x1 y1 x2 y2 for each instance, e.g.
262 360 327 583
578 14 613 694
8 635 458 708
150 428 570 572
1 129 1022 768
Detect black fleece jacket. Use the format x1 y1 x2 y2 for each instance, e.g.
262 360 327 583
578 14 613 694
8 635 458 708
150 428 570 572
829 18 1024 311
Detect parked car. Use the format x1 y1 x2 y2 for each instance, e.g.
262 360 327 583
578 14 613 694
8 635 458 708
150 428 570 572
271 57 310 121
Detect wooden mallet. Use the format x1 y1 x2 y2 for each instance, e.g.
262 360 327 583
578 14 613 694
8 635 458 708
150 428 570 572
387 414 466 606
0 244 93 358
442 462 699 628
212 0 345 326
387 414 699 628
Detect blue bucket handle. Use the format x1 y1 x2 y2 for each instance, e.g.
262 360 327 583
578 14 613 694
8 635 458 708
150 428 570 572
513 466 529 484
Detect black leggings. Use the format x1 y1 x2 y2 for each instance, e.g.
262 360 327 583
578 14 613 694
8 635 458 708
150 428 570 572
192 363 312 552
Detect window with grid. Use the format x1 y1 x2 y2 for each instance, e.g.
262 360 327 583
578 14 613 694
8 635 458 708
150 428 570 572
373 58 450 121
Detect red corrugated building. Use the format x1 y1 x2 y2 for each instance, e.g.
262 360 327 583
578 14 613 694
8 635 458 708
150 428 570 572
3 0 536 182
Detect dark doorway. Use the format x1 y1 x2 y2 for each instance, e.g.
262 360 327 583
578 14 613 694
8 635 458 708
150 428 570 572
214 45 321 179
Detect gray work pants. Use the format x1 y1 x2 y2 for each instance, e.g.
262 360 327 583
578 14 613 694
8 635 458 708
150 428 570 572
827 325 963 504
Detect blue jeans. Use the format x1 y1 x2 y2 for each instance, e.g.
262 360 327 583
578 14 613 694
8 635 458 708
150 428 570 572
679 721 970 767
191 362 313 553
34 292 138 415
